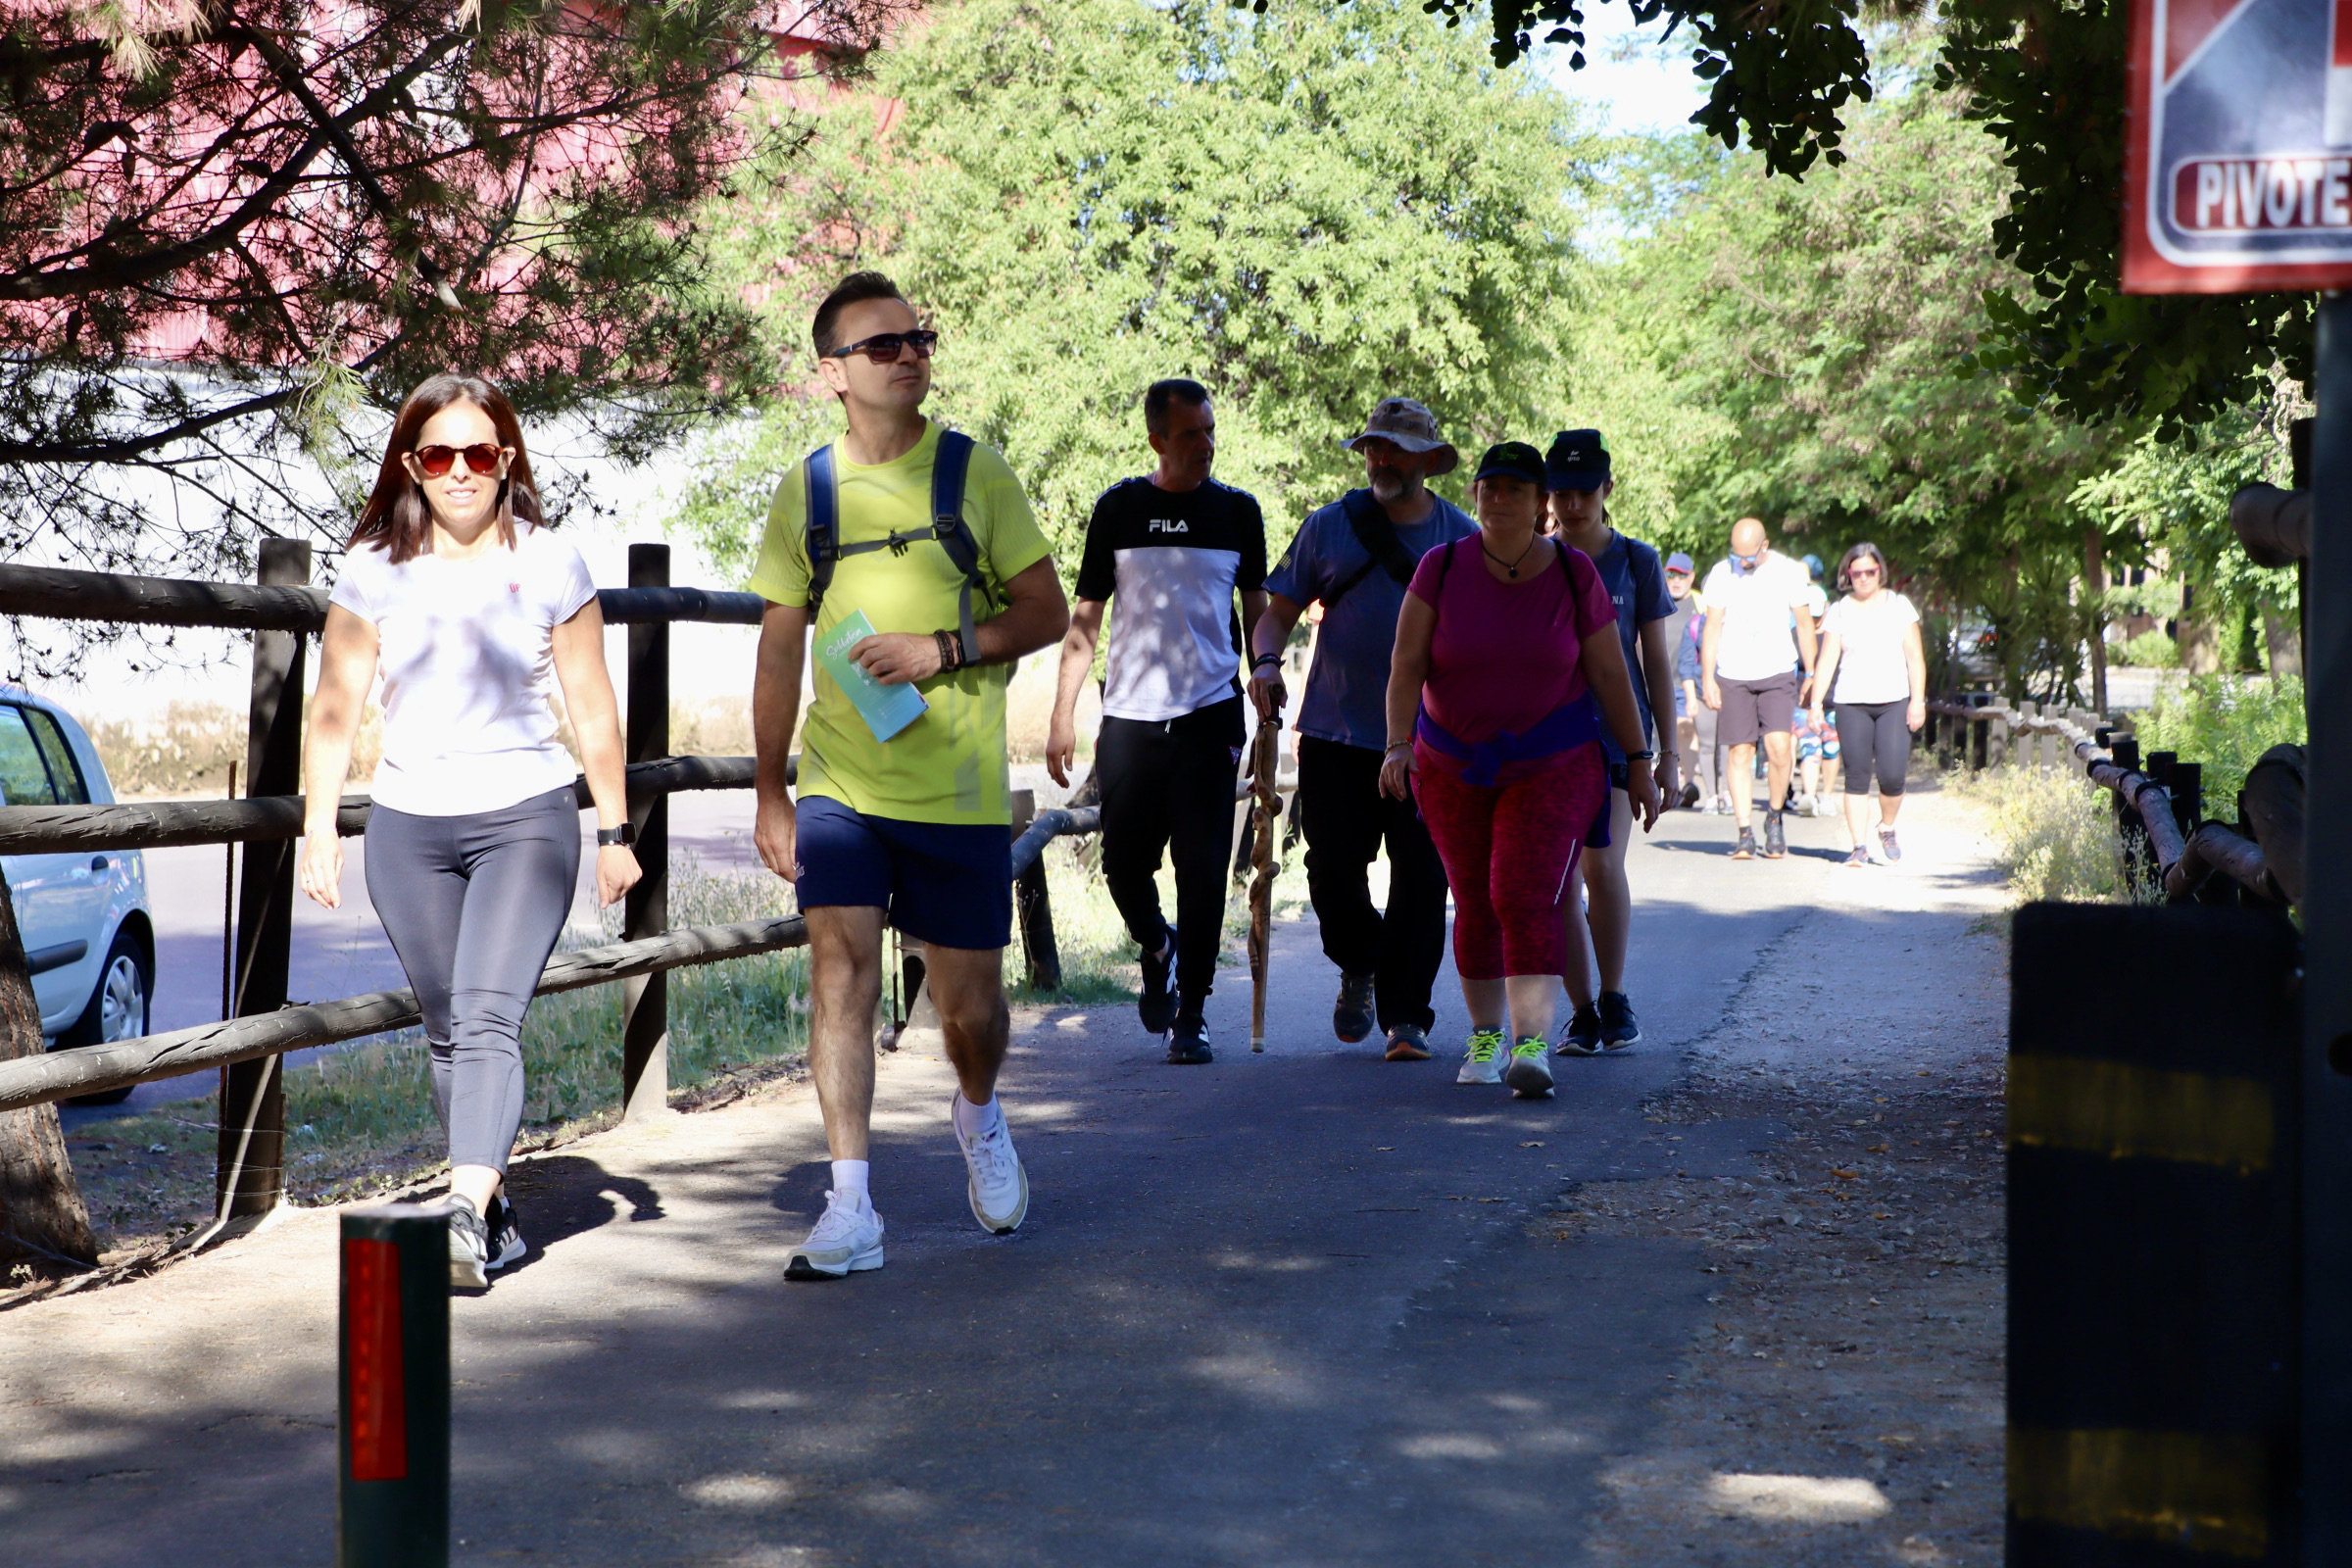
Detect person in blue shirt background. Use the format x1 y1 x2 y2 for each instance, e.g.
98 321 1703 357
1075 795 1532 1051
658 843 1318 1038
1539 429 1680 1057
1248 397 1478 1063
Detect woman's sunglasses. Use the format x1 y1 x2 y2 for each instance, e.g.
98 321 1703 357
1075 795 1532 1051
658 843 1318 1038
828 329 940 365
1847 564 1883 579
412 443 506 478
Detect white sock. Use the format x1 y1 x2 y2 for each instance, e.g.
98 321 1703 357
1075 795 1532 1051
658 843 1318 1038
954 1092 1003 1139
830 1159 870 1206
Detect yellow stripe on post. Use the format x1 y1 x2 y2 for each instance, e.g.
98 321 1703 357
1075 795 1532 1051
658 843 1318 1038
2008 1428 2271 1558
2009 1055 2274 1173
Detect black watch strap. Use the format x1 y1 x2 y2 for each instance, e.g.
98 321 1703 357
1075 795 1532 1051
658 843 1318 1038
597 822 636 847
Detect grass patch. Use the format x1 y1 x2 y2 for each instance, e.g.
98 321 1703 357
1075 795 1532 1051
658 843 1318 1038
1947 764 2132 906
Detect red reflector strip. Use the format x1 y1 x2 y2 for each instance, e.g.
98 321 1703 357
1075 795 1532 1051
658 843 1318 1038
343 1237 408 1482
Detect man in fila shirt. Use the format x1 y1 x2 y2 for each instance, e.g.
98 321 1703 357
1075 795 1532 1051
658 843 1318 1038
1048 378 1268 1063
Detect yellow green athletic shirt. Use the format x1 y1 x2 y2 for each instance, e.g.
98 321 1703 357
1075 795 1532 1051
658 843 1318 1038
747 420 1052 825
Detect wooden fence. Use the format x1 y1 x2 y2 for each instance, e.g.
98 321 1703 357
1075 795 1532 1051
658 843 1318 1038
0 547 1107 1273
1925 696 2296 906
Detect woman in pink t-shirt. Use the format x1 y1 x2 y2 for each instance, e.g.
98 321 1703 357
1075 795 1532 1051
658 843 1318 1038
1379 442 1659 1099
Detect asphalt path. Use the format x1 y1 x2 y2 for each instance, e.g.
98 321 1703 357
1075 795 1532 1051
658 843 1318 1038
8 798 1894 1566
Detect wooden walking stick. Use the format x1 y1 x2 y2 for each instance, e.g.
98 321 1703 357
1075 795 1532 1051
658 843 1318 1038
1248 714 1282 1053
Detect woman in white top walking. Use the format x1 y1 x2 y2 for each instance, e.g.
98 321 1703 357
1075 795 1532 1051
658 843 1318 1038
1809 542 1926 866
298 373 641 1287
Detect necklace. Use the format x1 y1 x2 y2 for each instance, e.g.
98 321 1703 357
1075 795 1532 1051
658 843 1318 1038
1483 533 1539 579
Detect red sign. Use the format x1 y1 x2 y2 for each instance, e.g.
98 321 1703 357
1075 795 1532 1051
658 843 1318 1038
2124 0 2352 291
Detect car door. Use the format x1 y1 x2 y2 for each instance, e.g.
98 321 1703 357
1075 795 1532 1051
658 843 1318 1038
0 704 90 1027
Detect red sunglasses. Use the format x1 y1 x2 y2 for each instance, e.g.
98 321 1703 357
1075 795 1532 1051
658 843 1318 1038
412 443 506 478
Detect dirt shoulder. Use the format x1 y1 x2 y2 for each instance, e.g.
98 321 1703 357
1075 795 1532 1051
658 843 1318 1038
1570 783 2011 1567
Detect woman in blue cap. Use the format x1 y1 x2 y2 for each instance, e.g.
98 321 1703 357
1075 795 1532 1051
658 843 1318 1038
1540 429 1682 1057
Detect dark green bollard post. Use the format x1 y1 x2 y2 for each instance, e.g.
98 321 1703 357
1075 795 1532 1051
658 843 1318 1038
339 1205 449 1568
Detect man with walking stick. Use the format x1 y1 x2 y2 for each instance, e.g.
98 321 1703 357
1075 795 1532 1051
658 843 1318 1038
1048 377 1268 1064
1249 398 1477 1062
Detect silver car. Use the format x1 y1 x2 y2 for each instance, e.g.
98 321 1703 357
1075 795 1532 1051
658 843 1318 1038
0 687 152 1104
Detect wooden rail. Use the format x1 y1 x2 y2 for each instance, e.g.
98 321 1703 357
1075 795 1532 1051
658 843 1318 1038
0 562 763 633
1925 698 2281 904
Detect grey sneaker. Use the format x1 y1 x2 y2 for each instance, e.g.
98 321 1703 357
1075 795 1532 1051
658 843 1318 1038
446 1195 490 1289
1762 808 1787 859
1730 827 1756 859
1504 1037 1555 1099
785 1191 886 1281
1456 1027 1507 1085
1877 825 1903 863
956 1102 1029 1235
1333 971 1377 1044
484 1193 526 1274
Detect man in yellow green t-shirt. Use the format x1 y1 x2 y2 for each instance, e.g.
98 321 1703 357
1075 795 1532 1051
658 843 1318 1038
749 270 1069 1280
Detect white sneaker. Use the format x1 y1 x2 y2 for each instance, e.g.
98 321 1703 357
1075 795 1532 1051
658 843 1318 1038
784 1191 885 1281
1503 1036 1555 1099
956 1100 1029 1235
1456 1027 1507 1086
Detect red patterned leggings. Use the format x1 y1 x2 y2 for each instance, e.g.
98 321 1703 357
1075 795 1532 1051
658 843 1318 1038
1411 741 1607 981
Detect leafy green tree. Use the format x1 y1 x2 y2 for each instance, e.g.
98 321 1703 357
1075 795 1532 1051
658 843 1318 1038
676 0 1605 573
1572 47 2135 700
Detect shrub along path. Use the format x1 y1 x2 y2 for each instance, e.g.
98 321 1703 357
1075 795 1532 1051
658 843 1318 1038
1 779 2008 1567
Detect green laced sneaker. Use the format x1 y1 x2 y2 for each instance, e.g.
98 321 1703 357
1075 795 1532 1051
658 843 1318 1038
1505 1036 1555 1099
1455 1027 1506 1086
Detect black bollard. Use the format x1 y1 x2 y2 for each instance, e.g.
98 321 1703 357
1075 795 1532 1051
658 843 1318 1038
339 1204 450 1568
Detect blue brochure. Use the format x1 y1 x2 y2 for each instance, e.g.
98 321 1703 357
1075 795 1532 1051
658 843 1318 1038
815 610 928 744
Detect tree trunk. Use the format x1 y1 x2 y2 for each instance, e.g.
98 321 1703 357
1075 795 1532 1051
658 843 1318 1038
0 865 97 1275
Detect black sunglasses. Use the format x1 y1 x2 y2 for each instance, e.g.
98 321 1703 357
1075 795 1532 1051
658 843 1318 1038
829 329 939 365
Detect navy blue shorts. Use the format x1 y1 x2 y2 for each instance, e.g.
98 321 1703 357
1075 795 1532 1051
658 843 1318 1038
794 795 1013 951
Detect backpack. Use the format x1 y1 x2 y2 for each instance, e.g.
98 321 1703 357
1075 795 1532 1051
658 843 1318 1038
1318 488 1424 609
803 428 992 660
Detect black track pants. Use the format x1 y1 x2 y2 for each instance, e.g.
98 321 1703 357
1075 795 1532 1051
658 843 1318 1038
1096 696 1246 1015
1835 700 1913 797
1296 735 1449 1035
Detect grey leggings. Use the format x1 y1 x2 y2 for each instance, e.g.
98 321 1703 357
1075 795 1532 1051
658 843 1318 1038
1836 701 1912 797
366 787 579 1172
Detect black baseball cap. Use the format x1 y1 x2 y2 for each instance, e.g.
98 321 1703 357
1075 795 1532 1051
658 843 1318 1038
1545 428 1611 491
1471 441 1546 488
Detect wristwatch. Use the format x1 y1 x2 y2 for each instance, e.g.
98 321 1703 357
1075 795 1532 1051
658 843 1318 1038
597 822 636 847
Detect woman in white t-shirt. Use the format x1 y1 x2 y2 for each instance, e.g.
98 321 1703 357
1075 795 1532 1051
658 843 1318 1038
1809 542 1926 867
298 373 641 1288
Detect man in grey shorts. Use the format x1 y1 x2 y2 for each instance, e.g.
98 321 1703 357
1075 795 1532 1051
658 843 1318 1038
1698 517 1818 860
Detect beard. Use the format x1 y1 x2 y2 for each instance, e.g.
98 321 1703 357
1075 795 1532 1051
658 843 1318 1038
1367 469 1409 502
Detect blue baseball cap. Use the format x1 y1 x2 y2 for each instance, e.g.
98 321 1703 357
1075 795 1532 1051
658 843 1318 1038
1544 428 1611 491
1802 554 1825 579
1665 552 1694 574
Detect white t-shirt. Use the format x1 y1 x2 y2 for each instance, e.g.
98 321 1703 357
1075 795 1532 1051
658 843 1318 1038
329 524 599 816
1822 590 1920 705
1698 551 1815 682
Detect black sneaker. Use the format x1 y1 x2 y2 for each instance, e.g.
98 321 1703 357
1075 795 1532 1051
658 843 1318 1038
1597 992 1642 1052
485 1193 527 1274
1166 1012 1214 1065
1679 780 1700 809
1730 828 1756 860
1762 808 1787 859
1332 971 1377 1044
1138 927 1177 1034
1554 1003 1603 1056
446 1195 491 1289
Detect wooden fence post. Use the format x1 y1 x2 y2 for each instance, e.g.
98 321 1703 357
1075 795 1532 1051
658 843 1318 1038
0 862 96 1273
620 544 669 1121
216 538 309 1224
1010 790 1060 993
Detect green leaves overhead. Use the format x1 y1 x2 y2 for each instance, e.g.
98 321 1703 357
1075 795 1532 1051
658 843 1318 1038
684 0 1603 570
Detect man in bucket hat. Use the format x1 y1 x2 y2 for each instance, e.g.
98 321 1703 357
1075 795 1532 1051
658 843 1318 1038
1247 397 1477 1060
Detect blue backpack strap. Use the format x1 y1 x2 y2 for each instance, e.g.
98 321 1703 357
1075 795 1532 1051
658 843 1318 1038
803 443 839 615
928 429 988 662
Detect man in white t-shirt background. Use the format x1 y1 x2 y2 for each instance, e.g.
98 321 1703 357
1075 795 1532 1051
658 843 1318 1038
1698 516 1818 861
